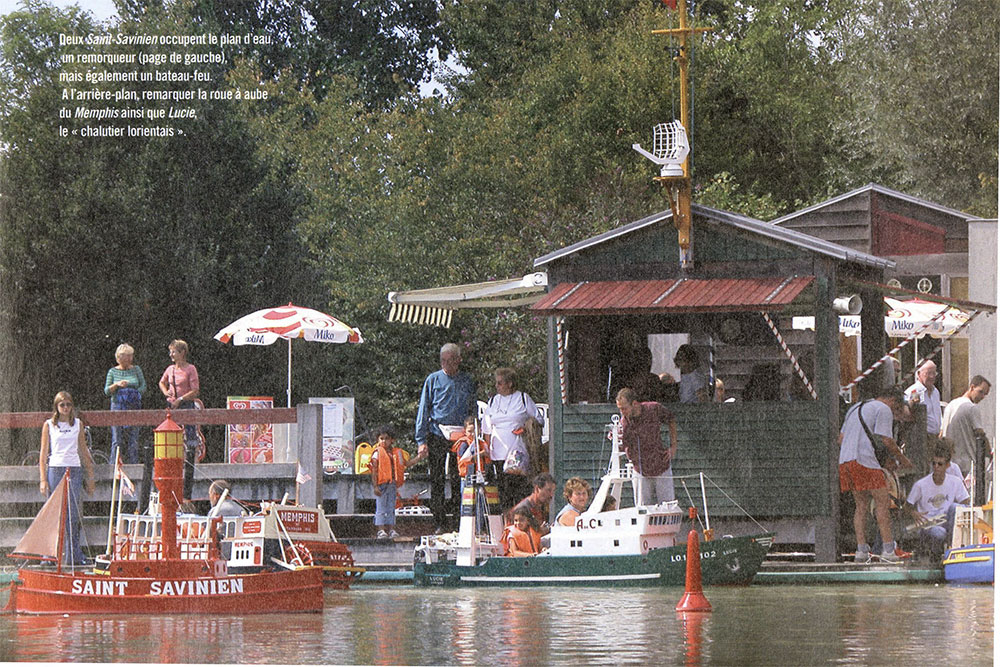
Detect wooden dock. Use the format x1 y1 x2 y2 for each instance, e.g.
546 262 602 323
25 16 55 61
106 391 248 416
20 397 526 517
756 560 944 584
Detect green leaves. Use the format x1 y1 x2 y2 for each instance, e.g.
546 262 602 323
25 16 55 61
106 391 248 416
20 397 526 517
1 0 994 460
832 0 998 215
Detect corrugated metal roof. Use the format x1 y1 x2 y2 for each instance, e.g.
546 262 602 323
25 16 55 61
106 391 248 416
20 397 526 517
532 204 894 270
531 276 815 315
532 209 672 268
769 183 985 227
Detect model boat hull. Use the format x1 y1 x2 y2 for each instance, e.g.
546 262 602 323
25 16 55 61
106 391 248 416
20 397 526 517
414 533 773 587
7 566 324 615
942 544 994 584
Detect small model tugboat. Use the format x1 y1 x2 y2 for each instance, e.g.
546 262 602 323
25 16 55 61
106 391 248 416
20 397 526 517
943 501 993 584
128 495 363 588
217 501 363 588
413 416 773 587
4 415 324 615
100 496 364 590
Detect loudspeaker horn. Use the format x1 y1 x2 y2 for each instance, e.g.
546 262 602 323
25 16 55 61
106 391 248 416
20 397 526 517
832 294 862 315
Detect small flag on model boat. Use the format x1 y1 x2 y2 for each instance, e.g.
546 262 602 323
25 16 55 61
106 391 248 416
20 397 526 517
115 455 135 498
296 463 312 485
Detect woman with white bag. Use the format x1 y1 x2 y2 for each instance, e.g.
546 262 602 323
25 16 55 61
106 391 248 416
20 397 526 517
484 367 543 515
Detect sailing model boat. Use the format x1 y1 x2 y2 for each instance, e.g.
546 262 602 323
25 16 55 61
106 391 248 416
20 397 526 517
4 414 324 615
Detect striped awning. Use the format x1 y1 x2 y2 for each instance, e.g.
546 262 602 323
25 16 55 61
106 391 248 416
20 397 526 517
530 276 814 315
387 273 548 327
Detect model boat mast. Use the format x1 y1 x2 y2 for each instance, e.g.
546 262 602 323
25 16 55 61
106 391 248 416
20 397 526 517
634 0 712 268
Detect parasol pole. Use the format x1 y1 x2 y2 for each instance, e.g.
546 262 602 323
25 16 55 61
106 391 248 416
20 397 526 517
287 338 293 408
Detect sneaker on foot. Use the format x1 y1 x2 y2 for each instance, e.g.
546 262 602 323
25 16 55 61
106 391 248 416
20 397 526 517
879 549 902 563
854 550 871 563
894 546 912 559
376 529 388 539
389 530 400 539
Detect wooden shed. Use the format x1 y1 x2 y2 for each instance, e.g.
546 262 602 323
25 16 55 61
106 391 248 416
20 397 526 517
530 203 894 561
771 183 992 403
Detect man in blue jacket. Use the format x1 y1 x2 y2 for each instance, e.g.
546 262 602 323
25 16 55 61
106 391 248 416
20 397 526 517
414 343 477 533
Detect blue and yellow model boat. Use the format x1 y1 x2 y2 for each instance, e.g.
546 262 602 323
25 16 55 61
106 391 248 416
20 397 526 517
943 502 993 584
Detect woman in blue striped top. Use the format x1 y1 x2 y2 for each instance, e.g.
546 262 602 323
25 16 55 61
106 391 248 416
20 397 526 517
104 343 146 464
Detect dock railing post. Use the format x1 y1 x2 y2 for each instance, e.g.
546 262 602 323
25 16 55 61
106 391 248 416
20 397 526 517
296 403 322 508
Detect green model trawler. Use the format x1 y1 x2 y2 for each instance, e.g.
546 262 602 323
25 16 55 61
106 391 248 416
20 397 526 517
413 416 773 587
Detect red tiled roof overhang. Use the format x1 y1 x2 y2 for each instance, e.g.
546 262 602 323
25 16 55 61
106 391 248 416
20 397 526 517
530 276 814 315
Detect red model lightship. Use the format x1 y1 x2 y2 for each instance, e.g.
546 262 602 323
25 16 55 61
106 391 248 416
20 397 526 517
4 414 324 615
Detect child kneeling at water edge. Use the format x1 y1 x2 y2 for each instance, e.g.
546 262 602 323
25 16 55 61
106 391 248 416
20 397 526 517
502 506 540 556
369 425 413 540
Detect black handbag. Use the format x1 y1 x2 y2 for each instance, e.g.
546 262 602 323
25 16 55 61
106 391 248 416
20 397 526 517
856 400 891 468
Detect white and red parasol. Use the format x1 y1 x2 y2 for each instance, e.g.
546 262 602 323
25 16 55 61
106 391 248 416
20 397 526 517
214 303 363 406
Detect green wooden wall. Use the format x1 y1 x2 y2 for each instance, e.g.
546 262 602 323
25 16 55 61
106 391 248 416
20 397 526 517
552 402 829 519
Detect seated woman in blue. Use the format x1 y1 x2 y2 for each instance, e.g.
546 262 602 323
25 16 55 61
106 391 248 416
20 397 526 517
555 477 592 527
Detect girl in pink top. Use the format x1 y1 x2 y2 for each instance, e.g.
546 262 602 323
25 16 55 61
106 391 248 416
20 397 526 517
159 339 200 408
158 339 200 499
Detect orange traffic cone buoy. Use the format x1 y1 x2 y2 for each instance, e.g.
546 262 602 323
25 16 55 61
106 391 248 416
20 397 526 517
676 507 711 612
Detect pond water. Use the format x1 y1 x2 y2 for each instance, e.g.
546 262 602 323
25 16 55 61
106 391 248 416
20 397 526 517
0 584 993 665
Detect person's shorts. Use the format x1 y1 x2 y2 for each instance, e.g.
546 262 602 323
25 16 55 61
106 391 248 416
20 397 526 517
839 460 886 492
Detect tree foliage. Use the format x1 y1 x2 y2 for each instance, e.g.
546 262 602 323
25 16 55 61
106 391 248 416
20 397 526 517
0 1 316 459
1 0 995 462
116 0 451 107
830 0 998 215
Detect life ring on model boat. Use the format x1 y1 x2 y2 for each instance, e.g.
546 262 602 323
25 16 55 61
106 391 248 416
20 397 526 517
283 543 314 567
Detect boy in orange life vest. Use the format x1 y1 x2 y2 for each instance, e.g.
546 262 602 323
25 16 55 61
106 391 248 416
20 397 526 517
369 425 412 540
454 416 490 490
502 506 540 556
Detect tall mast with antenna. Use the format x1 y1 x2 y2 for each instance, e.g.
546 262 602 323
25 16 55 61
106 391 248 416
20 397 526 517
644 0 712 268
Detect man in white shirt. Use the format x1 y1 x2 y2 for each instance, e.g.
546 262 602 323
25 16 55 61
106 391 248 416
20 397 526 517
904 360 942 438
940 375 991 478
208 479 246 517
839 386 912 563
904 447 970 560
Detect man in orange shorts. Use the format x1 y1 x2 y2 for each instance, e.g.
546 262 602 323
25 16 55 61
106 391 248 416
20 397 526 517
838 386 912 562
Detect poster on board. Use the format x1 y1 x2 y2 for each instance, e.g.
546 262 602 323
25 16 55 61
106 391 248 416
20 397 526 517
226 396 274 464
309 397 355 473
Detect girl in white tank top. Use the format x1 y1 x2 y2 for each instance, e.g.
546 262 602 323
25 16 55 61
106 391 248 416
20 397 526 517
39 391 95 498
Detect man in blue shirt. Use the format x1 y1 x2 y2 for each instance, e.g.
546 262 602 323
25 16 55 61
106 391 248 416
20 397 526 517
414 343 477 532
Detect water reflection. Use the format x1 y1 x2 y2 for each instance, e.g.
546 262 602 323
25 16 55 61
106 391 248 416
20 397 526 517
678 611 709 666
4 612 324 664
0 585 992 665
